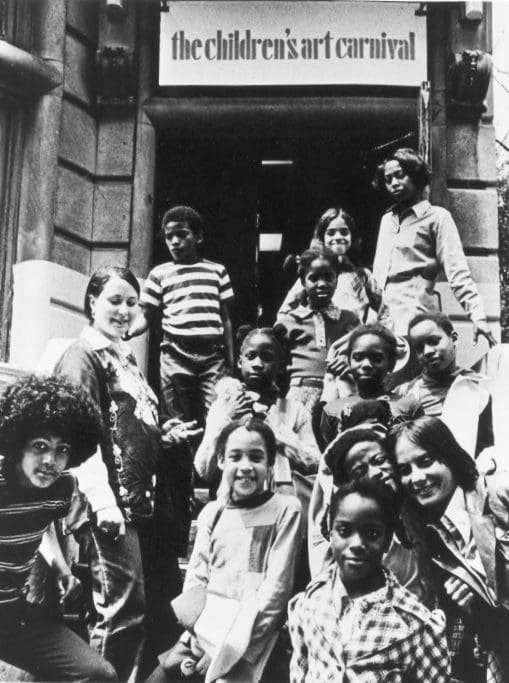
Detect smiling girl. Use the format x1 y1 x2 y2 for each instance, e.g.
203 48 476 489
389 416 509 681
151 419 302 683
280 207 392 329
289 479 449 682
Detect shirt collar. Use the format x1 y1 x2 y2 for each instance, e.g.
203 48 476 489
421 365 462 386
439 486 472 545
442 485 466 519
390 199 430 218
80 325 131 354
292 303 342 321
332 564 391 613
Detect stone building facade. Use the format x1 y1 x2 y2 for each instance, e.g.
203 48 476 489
0 0 499 376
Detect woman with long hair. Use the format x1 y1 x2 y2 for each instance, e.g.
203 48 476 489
388 416 509 682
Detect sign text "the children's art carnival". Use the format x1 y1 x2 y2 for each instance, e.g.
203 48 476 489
159 2 427 87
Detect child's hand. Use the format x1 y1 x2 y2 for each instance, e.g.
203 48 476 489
161 418 203 444
327 331 352 356
327 352 349 377
56 572 82 606
224 391 253 419
96 505 126 539
444 576 475 614
326 333 351 376
473 320 497 347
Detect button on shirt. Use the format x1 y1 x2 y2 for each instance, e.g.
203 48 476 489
373 200 486 335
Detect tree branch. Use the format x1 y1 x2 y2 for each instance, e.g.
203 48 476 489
493 74 509 97
497 138 509 153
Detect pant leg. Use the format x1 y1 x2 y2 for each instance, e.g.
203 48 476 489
79 524 145 682
138 515 183 676
0 603 117 682
160 348 201 423
198 349 226 415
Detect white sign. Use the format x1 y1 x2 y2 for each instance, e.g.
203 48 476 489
159 1 427 87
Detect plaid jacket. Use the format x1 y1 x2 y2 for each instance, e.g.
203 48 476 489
288 566 449 682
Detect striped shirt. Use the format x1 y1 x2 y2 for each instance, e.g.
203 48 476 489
141 259 234 339
0 470 74 615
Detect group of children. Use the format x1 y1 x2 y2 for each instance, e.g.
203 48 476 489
0 146 503 682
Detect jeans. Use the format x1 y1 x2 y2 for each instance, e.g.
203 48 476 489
0 602 117 682
160 342 225 427
138 515 183 675
78 523 145 682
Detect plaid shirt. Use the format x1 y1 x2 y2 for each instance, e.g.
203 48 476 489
288 566 449 682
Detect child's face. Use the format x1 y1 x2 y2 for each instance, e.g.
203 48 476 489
343 441 397 492
349 334 392 394
90 276 139 342
383 160 419 205
323 217 352 257
238 334 280 392
219 427 269 501
395 433 456 514
16 435 71 488
164 221 202 263
409 320 457 378
303 258 337 309
331 492 390 594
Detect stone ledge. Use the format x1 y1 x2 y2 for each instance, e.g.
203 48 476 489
0 42 61 98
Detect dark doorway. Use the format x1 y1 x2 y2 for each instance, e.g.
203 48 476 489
153 129 412 330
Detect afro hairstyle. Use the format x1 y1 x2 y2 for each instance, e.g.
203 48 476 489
0 375 103 477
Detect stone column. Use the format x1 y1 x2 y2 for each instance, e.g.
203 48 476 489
16 0 66 262
428 2 499 365
130 0 159 278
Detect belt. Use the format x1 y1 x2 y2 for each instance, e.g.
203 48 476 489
386 269 433 285
290 377 324 389
163 334 222 352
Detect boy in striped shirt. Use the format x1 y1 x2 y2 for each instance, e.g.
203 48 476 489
127 206 234 427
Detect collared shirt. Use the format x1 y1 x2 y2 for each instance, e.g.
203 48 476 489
56 326 161 522
333 577 387 648
80 327 159 428
439 487 495 600
373 200 486 335
280 264 393 329
288 565 449 682
277 304 359 380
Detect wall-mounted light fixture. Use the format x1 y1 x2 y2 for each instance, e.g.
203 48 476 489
106 0 127 20
460 2 483 24
447 50 492 122
96 46 135 108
